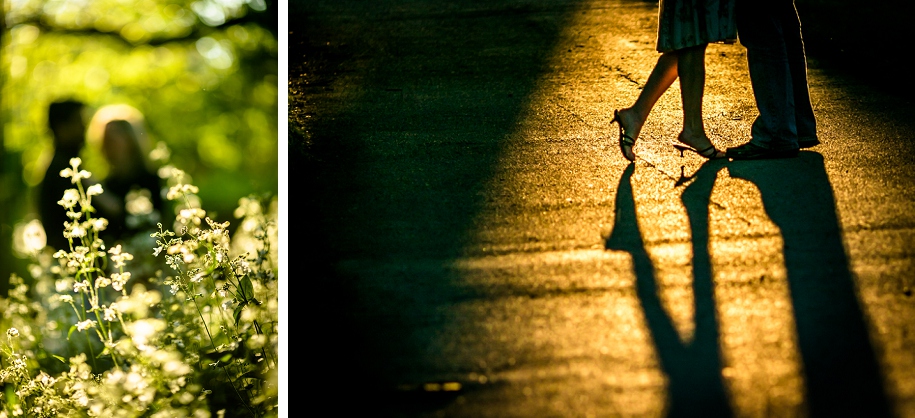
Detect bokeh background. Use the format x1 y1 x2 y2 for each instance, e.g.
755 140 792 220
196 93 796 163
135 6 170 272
0 0 279 293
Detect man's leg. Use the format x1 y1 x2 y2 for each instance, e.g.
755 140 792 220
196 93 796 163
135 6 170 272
728 0 799 159
782 2 818 146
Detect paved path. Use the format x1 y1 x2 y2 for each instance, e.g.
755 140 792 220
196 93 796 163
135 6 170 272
292 1 915 416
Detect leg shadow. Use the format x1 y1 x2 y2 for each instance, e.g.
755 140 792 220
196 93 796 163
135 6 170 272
727 151 892 417
606 161 733 418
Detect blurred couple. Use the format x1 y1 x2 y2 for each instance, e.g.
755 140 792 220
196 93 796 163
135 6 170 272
38 100 166 252
610 0 819 162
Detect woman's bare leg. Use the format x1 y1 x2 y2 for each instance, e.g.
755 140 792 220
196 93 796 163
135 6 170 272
676 44 724 157
617 52 679 160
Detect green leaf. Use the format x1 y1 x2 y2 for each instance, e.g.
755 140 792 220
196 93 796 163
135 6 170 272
67 325 77 340
233 301 247 325
4 384 18 407
52 355 67 363
239 276 255 301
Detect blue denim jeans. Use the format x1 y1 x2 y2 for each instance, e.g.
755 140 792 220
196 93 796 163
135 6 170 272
736 0 817 150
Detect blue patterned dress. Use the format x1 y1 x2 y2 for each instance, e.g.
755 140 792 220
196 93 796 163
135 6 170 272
656 0 737 52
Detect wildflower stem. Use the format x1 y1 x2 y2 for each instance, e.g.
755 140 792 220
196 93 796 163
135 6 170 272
252 319 276 368
84 331 97 371
186 274 255 416
76 293 99 370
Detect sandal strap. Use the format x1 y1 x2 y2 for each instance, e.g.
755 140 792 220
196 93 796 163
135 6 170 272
697 144 718 157
620 134 635 146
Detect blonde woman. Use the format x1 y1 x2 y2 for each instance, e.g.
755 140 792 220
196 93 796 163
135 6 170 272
87 105 165 242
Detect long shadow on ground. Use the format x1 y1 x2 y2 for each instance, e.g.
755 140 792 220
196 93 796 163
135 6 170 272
604 153 891 417
727 152 892 418
606 162 733 418
291 0 586 414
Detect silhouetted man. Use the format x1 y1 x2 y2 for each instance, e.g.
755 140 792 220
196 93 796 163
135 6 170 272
39 100 89 251
726 0 819 160
38 100 122 251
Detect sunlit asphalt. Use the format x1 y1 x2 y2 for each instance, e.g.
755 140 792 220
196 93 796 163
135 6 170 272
292 1 915 416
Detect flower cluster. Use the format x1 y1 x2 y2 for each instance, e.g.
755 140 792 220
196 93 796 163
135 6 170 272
0 159 279 417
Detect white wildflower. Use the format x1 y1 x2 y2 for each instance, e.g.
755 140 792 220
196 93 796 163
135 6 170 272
111 272 131 291
104 308 117 322
60 158 91 183
73 280 89 293
126 189 154 215
58 189 80 209
127 319 165 352
76 320 97 331
109 245 134 268
95 276 111 288
86 183 103 196
65 222 87 239
89 217 108 231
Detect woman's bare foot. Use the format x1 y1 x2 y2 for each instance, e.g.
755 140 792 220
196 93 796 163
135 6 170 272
675 132 725 159
614 108 642 161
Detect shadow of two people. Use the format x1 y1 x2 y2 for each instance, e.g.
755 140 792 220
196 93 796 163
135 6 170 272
605 152 891 418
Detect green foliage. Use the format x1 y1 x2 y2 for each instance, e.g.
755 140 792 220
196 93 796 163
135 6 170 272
2 0 278 229
0 158 279 417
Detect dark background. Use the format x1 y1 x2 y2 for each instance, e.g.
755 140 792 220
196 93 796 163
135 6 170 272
796 0 914 99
